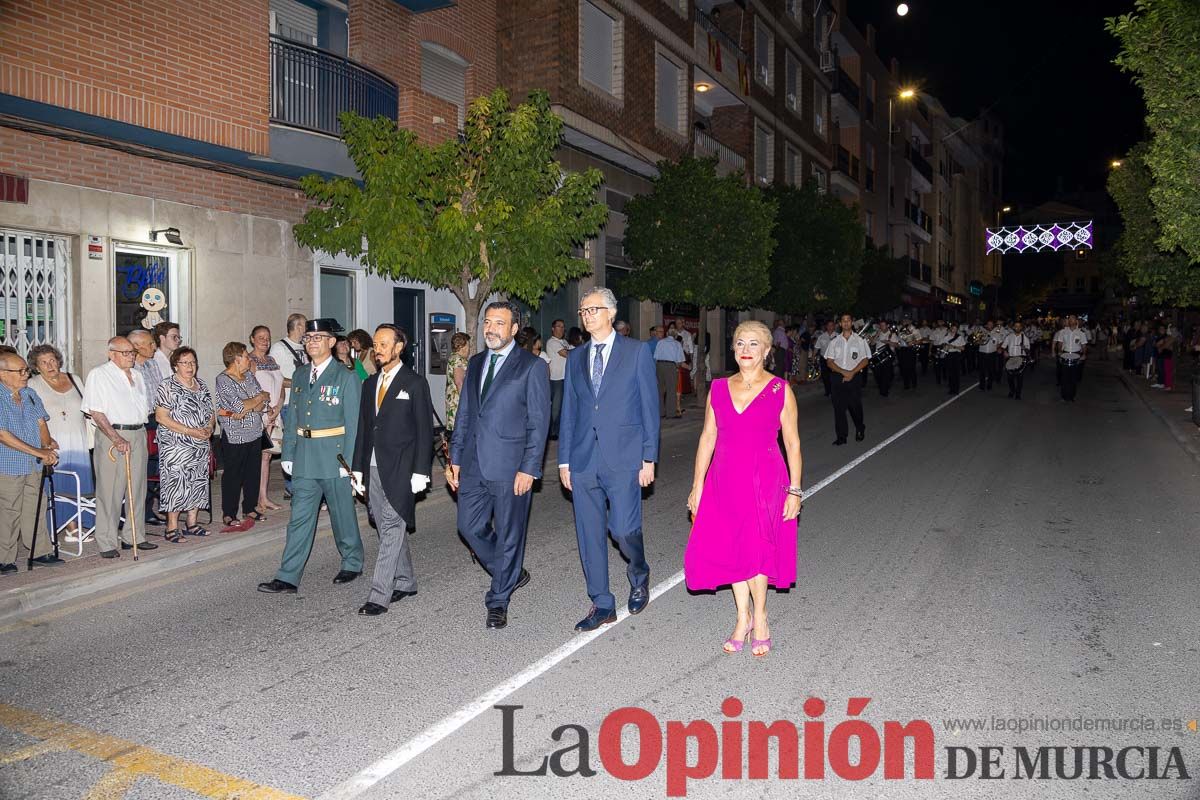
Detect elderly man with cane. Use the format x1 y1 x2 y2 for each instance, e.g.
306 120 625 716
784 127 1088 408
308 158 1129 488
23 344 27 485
0 351 61 572
81 337 158 559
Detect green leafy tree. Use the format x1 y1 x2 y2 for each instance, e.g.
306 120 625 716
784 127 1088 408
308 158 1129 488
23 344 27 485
1107 1 1200 262
293 89 608 353
762 183 864 317
854 244 907 316
1107 142 1200 306
622 156 777 394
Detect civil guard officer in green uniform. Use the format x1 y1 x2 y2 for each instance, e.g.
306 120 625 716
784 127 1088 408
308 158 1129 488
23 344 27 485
258 318 364 593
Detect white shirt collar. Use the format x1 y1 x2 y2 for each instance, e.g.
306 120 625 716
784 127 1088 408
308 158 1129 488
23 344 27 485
591 328 618 352
488 338 517 362
310 355 333 381
378 360 403 383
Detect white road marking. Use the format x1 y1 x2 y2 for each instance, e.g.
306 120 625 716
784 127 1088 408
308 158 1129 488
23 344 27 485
316 385 977 800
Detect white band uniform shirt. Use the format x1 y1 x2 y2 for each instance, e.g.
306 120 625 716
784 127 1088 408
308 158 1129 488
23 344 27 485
1055 328 1088 361
824 333 873 371
943 332 967 352
80 361 149 425
1001 333 1030 357
979 330 1002 354
814 331 834 356
874 331 899 351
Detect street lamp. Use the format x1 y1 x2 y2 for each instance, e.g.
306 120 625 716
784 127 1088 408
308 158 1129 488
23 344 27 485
896 3 910 16
1110 160 1123 169
886 86 918 258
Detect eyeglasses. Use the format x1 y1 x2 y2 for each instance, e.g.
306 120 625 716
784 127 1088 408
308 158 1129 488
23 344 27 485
302 334 333 343
578 306 607 317
0 367 31 376
165 333 181 342
175 360 197 368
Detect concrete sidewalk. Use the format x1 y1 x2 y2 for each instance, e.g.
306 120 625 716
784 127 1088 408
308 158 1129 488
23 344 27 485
1112 353 1200 465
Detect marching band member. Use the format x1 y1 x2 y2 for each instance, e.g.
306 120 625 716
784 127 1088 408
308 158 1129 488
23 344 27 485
824 313 870 446
896 317 919 390
1000 321 1031 400
942 322 967 395
1023 318 1039 367
977 320 1001 391
965 319 983 373
870 320 898 397
929 320 949 385
814 320 837 398
1053 314 1088 402
917 319 932 375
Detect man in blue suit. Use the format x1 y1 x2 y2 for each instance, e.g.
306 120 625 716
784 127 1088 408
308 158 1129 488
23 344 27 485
448 300 550 630
559 287 660 632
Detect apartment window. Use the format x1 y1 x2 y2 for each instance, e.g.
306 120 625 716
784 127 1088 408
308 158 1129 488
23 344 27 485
654 46 686 137
786 0 803 26
785 51 801 116
811 164 827 194
754 122 774 186
754 19 774 91
814 10 828 50
421 43 468 128
270 0 317 45
864 72 876 122
813 82 828 138
785 145 800 186
865 210 875 244
580 0 623 100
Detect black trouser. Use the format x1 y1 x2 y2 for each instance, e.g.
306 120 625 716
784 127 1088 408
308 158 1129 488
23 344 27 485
831 375 865 441
945 353 962 394
918 344 930 374
978 352 996 389
897 348 917 388
993 351 1005 385
1007 366 1025 398
933 352 944 384
1060 359 1082 401
965 344 978 372
220 437 262 518
820 358 833 396
872 360 894 397
1055 357 1062 386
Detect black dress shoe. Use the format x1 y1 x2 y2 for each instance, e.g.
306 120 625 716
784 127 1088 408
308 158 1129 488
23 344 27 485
486 606 508 629
358 602 388 616
0 563 17 574
390 589 417 603
855 429 865 442
31 554 64 565
575 606 616 632
257 579 298 594
332 570 361 584
120 541 158 551
99 550 120 559
515 568 530 590
832 438 846 446
628 585 649 615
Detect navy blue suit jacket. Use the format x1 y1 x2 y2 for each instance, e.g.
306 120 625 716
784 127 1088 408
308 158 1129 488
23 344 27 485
559 333 660 473
450 346 550 482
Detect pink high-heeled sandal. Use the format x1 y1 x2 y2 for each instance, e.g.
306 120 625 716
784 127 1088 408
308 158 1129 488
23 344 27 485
723 613 753 654
752 631 773 657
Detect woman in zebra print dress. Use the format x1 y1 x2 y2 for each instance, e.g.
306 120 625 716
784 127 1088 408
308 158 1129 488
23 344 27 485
154 347 215 542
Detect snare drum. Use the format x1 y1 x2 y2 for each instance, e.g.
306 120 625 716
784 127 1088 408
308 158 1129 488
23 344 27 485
1005 356 1025 374
1058 353 1082 368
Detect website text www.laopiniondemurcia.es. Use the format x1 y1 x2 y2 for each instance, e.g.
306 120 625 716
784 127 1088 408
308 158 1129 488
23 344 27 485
493 698 1192 796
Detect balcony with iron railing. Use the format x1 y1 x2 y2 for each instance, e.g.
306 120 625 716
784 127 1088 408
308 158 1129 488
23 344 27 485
904 200 933 235
835 146 860 182
905 142 934 184
270 34 399 137
696 6 748 63
694 128 746 175
833 67 860 107
864 167 875 192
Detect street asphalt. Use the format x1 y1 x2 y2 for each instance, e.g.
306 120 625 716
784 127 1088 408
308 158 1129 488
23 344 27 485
2 360 1198 800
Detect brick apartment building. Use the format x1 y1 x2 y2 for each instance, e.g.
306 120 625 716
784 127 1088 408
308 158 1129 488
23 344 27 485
0 0 496 411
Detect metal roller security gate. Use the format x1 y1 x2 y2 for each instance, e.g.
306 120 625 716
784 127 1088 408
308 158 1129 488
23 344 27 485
0 228 72 362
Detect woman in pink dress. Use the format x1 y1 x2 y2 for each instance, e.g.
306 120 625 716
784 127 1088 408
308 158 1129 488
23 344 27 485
685 320 802 656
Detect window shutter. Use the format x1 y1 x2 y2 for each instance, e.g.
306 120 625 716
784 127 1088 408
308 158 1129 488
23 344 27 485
655 52 680 133
581 1 615 94
421 43 468 128
269 0 318 45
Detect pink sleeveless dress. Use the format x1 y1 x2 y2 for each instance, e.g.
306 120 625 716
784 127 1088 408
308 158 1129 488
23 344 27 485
684 377 798 590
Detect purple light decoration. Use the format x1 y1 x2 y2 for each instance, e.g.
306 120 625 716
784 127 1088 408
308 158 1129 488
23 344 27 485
985 220 1094 255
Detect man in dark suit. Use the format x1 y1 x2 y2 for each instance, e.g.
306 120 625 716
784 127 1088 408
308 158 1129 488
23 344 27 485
351 324 434 617
559 287 660 632
448 301 550 630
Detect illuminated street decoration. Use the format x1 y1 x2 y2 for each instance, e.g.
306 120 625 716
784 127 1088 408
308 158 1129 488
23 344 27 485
985 220 1093 254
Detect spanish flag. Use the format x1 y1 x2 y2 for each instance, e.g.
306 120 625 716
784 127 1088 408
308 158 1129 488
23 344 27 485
707 33 723 72
737 57 750 95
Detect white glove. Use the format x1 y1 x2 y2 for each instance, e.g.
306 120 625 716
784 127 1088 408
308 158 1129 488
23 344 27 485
281 461 293 476
411 474 430 494
351 471 365 495
338 466 350 479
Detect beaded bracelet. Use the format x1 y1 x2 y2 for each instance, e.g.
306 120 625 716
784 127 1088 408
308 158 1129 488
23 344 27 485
785 486 803 497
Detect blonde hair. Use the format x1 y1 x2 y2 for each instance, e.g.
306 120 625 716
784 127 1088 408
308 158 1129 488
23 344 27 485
732 320 775 371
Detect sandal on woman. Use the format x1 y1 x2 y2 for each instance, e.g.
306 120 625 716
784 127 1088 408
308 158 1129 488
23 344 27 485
723 613 754 654
184 525 209 537
246 511 266 522
260 499 282 511
164 528 186 544
220 516 241 533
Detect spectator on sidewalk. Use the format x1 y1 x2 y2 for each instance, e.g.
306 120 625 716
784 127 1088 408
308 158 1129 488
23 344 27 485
654 323 686 418
152 321 181 381
248 325 284 513
215 342 270 532
347 329 376 380
269 313 309 499
445 332 470 431
81 337 158 558
130 329 166 528
544 320 570 441
0 351 59 572
28 344 93 543
154 346 214 542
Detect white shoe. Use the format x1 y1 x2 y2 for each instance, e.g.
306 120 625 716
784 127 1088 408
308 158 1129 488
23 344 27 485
1185 406 1193 413
1150 384 1164 389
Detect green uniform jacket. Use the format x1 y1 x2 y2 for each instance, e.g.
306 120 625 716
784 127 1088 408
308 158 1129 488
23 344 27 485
282 358 361 480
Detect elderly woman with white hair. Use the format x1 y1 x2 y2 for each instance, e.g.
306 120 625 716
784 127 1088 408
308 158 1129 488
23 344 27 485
28 343 94 541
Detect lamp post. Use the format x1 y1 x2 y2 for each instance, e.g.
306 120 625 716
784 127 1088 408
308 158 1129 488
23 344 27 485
885 87 916 259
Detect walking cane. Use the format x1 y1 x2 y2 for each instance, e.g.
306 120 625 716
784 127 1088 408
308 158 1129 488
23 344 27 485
25 463 49 571
108 444 138 561
45 464 59 561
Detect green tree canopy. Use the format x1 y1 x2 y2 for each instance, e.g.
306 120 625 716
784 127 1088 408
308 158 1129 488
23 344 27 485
621 156 776 391
762 183 864 316
1107 1 1200 262
1107 142 1200 306
293 89 608 352
854 244 907 317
